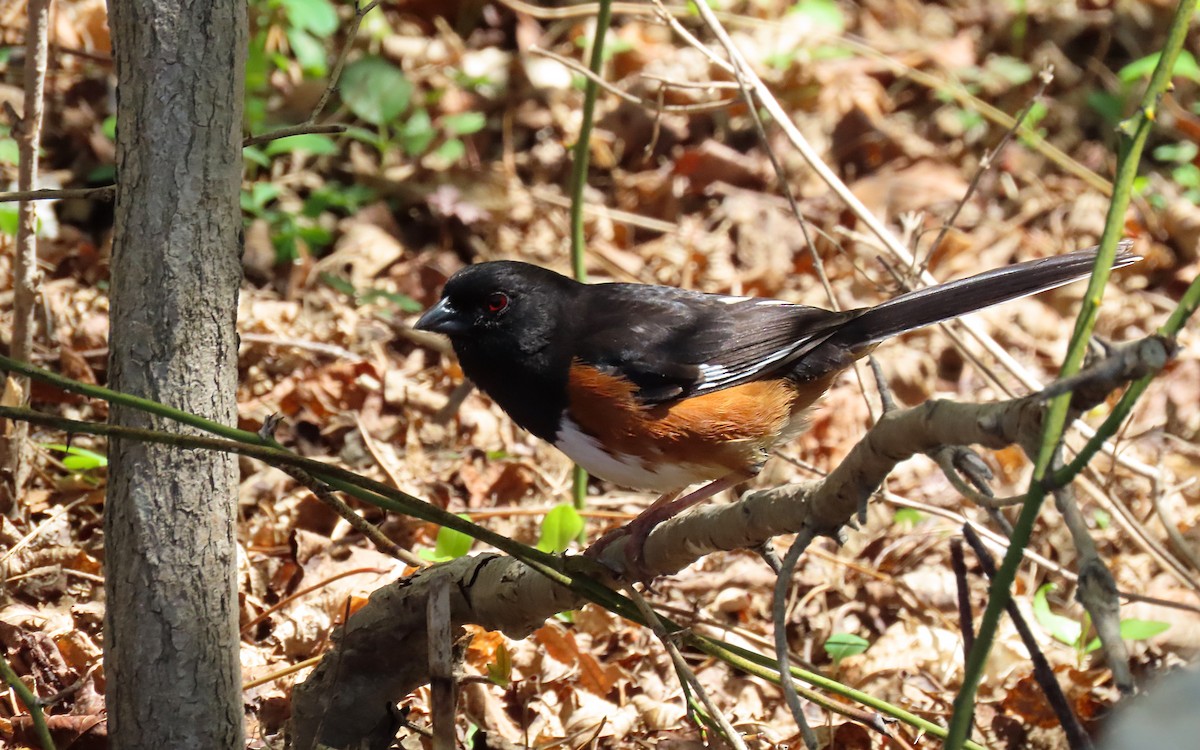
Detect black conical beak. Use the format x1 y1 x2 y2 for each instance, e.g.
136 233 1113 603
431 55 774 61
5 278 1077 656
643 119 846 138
415 298 471 336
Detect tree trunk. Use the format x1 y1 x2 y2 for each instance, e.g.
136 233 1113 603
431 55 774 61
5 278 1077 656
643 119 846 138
104 0 246 746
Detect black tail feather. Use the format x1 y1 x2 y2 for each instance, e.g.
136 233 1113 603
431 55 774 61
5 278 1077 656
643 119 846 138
828 242 1139 351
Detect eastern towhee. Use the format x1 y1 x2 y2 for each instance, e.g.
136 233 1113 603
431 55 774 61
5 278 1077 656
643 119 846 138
416 245 1138 573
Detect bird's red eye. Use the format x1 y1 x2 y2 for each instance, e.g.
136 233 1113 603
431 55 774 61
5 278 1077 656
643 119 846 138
486 292 509 313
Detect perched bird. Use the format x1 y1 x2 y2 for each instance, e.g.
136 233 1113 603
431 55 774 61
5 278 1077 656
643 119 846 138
416 245 1137 573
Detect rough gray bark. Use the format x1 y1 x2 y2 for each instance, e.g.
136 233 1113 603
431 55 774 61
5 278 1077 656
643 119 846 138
104 0 246 747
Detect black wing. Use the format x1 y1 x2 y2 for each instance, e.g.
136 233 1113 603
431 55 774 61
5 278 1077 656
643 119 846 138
573 283 850 404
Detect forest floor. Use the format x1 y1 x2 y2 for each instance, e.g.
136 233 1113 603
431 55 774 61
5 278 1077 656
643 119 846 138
1 0 1199 748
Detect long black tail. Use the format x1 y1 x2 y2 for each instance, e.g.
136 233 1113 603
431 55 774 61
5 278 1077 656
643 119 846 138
828 241 1139 351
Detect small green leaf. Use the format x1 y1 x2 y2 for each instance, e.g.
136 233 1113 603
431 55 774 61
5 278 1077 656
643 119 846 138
1082 619 1170 654
1118 618 1170 641
892 508 923 527
788 0 845 33
1086 90 1125 126
287 28 328 76
536 504 584 553
43 443 108 471
355 288 423 311
280 0 339 37
243 145 271 167
985 55 1034 86
823 632 869 663
420 514 474 562
0 205 19 236
102 115 117 141
0 137 19 165
1092 508 1112 529
1118 50 1200 83
264 133 339 157
399 109 436 155
244 182 283 212
1173 163 1200 189
340 56 412 126
318 272 358 297
1032 583 1082 645
1153 141 1199 163
487 641 512 687
441 111 486 136
431 137 465 164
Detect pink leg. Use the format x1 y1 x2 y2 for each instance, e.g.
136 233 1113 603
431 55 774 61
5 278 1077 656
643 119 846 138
587 472 748 580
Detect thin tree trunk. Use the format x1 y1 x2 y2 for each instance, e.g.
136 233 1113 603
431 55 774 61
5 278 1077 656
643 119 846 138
104 0 246 746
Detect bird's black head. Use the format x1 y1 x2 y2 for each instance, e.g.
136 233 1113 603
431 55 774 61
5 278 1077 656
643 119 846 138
415 260 581 440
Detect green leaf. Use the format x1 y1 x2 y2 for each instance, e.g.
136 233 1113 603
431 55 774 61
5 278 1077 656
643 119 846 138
0 137 18 166
787 0 845 33
43 443 108 471
242 182 283 213
419 514 475 562
1118 50 1200 83
1118 618 1170 641
340 56 412 126
487 641 512 687
892 508 923 527
296 222 333 251
319 272 358 297
1092 508 1112 530
985 55 1034 86
1086 91 1125 126
0 205 19 236
358 288 424 312
823 632 869 663
441 111 486 136
341 125 387 151
1154 141 1199 163
87 164 116 183
264 133 339 157
536 504 584 553
243 145 271 168
400 108 436 155
280 0 339 36
1172 163 1200 189
1083 619 1170 654
246 30 272 94
287 28 328 76
1032 583 1082 645
431 137 465 164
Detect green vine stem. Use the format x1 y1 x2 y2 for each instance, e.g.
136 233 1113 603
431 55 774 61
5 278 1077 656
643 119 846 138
0 652 55 750
944 1 1198 745
567 0 613 538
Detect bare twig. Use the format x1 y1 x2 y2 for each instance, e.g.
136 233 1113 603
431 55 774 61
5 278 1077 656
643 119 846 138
242 123 348 148
772 529 821 750
0 185 115 203
528 46 738 114
276 463 423 567
922 66 1055 270
308 0 379 123
625 585 749 750
1052 484 1132 694
1 0 52 510
681 0 837 310
962 525 1093 749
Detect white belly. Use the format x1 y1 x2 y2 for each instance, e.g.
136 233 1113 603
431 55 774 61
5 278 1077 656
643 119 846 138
554 418 722 492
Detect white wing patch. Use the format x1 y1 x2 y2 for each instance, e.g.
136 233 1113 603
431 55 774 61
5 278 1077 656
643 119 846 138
692 340 806 393
715 295 751 305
